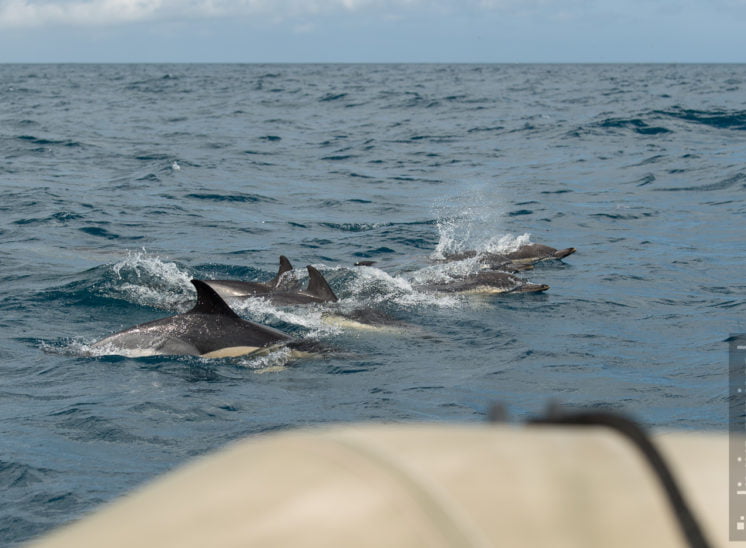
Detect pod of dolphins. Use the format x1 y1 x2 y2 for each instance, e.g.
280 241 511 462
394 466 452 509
90 243 575 359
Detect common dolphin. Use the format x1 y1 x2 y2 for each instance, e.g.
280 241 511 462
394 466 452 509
439 243 575 267
205 256 295 298
90 280 294 358
203 265 338 305
421 271 549 294
501 244 576 264
478 256 534 272
321 307 412 333
432 252 532 273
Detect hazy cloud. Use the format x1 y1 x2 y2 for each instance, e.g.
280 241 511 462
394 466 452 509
0 0 616 28
0 0 431 27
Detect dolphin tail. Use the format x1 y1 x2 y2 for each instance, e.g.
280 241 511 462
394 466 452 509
189 279 242 318
305 266 338 302
269 256 294 287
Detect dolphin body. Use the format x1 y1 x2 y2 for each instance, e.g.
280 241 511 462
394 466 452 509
321 307 412 333
203 265 338 305
421 271 550 295
440 243 576 268
206 262 409 331
90 280 294 358
205 256 296 298
501 244 576 264
431 254 532 273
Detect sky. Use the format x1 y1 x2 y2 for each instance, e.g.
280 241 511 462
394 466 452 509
0 0 745 63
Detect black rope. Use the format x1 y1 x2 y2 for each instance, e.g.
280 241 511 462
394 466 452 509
527 407 711 548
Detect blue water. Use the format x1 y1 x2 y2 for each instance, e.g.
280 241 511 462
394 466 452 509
1 63 745 545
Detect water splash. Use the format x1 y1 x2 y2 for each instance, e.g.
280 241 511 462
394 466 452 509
235 346 294 371
342 264 461 309
432 214 473 259
431 185 521 259
231 296 339 339
483 232 533 254
223 263 463 337
78 340 161 358
433 215 533 258
41 337 135 358
107 250 194 311
345 264 414 298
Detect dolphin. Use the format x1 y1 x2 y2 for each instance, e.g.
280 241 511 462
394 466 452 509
432 251 532 273
203 265 338 305
90 279 294 358
439 243 575 267
477 255 534 272
421 271 550 295
205 256 295 298
321 307 412 333
501 244 576 264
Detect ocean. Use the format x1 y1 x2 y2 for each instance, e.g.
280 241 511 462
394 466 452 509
1 63 744 545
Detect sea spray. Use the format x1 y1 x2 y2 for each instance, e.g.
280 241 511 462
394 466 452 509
108 250 194 311
431 185 515 259
484 232 533 253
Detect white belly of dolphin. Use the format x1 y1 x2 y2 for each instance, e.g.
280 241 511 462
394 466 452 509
457 286 513 295
321 314 405 333
200 346 262 358
202 345 316 360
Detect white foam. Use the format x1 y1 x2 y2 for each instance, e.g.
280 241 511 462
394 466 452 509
86 342 160 358
344 265 461 309
43 338 159 358
235 345 293 370
430 185 535 260
346 264 414 296
40 339 84 356
433 217 533 261
432 215 467 260
230 296 341 339
431 185 510 257
109 250 194 311
227 263 463 336
483 232 533 254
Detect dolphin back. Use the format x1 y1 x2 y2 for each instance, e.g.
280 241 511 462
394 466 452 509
91 280 293 357
90 329 201 357
189 279 242 318
306 266 338 303
269 256 294 288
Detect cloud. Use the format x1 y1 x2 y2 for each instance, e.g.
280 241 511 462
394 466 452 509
3 0 742 29
0 0 579 28
0 0 156 26
0 0 431 27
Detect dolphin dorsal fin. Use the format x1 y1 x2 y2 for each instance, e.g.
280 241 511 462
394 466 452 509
305 266 338 302
269 256 293 287
190 279 241 318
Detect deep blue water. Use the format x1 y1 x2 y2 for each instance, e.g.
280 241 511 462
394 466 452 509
1 63 745 545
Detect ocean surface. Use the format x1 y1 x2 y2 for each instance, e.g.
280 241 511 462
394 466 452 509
1 63 744 545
